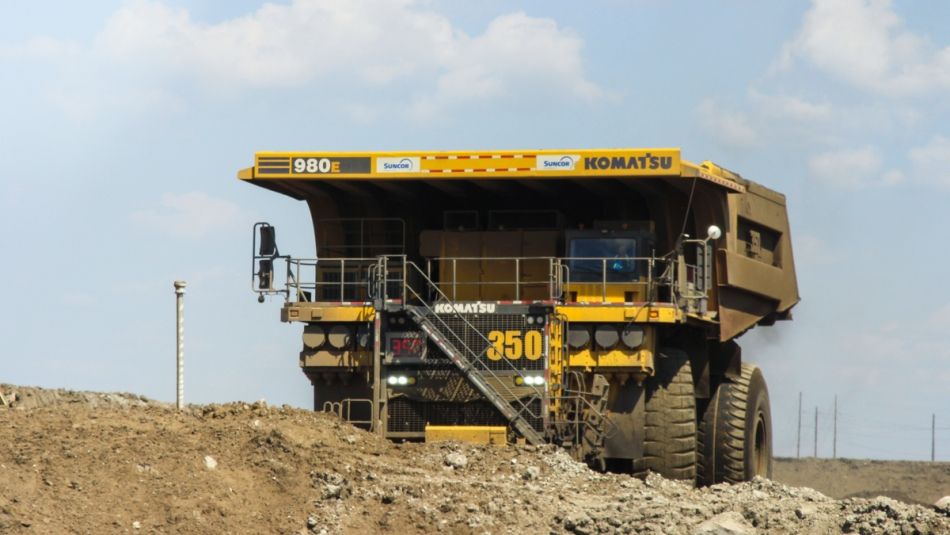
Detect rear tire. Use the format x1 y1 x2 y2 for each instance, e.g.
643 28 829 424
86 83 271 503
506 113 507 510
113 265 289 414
697 363 772 485
633 348 696 481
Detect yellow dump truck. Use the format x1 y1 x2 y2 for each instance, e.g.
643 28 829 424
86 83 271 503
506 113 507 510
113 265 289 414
239 148 799 484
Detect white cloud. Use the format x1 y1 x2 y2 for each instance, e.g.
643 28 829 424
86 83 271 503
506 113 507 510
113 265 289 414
14 0 601 118
131 191 246 238
780 0 950 96
808 146 903 189
749 91 832 122
697 99 759 148
697 92 834 148
909 135 950 188
94 0 456 88
413 12 601 116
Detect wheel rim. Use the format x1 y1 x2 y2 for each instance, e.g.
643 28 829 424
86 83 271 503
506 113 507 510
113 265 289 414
752 413 768 476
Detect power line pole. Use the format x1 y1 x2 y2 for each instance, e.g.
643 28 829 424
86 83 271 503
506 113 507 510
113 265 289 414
933 414 937 462
813 406 818 458
796 392 802 459
833 395 837 459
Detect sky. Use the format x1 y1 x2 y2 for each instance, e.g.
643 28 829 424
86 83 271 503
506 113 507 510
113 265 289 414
2 0 949 461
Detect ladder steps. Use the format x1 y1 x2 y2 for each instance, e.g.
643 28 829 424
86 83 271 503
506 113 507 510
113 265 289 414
405 305 545 445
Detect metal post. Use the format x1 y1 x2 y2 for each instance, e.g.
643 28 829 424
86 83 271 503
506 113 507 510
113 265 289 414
295 260 301 301
813 406 818 458
796 392 802 459
647 258 654 303
548 259 554 300
515 258 520 300
372 312 383 435
833 395 837 459
174 281 186 410
933 414 937 462
401 257 407 304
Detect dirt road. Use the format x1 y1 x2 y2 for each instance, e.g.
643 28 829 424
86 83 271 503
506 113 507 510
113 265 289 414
1 385 947 534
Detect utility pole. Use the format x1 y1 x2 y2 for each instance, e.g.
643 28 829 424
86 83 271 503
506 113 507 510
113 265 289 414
796 392 802 459
813 406 818 458
933 414 937 462
833 395 837 459
174 281 187 411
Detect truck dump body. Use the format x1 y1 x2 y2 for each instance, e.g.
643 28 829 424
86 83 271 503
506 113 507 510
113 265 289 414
240 148 798 481
240 149 798 340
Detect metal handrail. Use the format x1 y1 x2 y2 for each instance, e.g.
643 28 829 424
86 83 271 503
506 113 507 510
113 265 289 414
285 257 389 303
557 256 678 305
425 256 558 301
321 398 374 428
274 252 711 312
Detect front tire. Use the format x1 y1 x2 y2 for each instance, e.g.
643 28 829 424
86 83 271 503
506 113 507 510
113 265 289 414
697 363 772 485
633 348 696 481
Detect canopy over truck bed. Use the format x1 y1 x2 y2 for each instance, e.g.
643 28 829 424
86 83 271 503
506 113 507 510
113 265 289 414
239 148 798 341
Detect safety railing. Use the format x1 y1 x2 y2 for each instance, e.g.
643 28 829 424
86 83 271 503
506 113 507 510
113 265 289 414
268 252 711 312
286 258 377 302
322 398 374 430
424 257 559 301
556 256 675 304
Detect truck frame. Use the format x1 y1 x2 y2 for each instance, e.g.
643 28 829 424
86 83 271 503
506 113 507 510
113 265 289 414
239 147 799 484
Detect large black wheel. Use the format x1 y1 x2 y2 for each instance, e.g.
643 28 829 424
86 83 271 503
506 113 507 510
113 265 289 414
697 363 772 485
633 348 696 481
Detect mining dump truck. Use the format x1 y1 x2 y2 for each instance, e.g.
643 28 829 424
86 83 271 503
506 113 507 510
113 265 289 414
238 148 798 484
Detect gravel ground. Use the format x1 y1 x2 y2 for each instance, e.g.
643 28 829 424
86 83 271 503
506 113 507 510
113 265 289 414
1 384 947 534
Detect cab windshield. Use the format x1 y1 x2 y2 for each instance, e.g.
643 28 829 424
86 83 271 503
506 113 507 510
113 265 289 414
568 238 639 282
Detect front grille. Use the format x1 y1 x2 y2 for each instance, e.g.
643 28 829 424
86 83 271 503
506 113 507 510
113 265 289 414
410 366 483 403
424 313 546 372
387 397 543 434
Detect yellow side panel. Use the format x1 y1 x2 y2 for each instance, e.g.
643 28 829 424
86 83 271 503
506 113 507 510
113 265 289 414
284 305 376 322
568 348 653 369
425 425 508 446
248 148 683 180
556 305 682 323
548 317 564 415
564 283 647 303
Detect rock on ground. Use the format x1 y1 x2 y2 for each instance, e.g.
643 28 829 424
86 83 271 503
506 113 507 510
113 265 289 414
693 511 755 535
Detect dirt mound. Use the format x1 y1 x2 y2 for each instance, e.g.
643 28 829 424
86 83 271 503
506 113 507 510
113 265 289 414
1 384 947 534
774 457 950 508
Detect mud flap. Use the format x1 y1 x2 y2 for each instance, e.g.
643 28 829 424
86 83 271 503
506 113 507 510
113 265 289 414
604 379 646 459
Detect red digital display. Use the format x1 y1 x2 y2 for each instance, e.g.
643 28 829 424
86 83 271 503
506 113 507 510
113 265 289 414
390 336 425 358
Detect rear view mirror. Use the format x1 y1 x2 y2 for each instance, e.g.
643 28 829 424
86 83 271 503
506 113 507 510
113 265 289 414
259 224 277 256
258 259 274 290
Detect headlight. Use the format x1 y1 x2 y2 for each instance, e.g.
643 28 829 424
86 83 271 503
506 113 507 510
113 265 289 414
515 375 545 386
386 375 416 386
